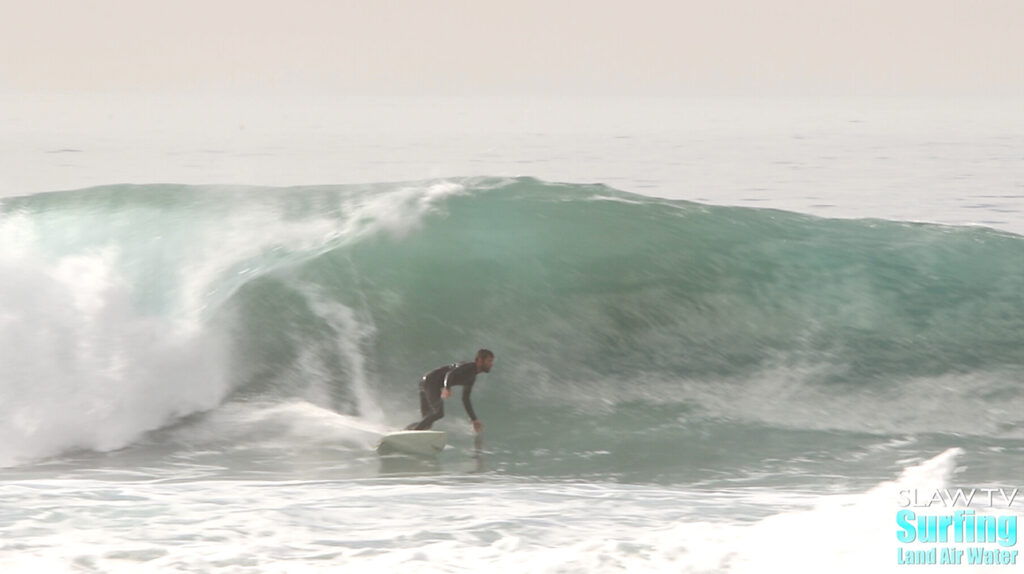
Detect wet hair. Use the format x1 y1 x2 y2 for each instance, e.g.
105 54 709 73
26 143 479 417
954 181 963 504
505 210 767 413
476 349 494 360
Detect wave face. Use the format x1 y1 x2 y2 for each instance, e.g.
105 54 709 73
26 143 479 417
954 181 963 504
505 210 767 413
1 178 1022 465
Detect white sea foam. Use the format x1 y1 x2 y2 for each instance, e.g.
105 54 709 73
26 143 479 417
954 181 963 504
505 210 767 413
0 450 993 574
0 249 229 467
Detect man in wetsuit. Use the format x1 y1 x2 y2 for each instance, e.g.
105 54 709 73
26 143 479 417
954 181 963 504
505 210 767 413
405 349 494 433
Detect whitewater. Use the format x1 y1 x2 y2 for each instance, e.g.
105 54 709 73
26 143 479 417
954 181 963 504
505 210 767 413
0 95 1022 573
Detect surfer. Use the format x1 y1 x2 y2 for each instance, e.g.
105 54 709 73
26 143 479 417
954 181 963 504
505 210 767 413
405 349 494 433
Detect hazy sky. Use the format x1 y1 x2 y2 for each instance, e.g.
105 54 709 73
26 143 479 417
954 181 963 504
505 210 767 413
2 0 1022 96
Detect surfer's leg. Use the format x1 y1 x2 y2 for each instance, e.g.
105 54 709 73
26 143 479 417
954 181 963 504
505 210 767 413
406 381 444 430
419 384 431 416
420 393 445 429
405 382 431 430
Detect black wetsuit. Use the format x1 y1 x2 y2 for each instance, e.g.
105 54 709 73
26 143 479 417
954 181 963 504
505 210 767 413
405 361 479 430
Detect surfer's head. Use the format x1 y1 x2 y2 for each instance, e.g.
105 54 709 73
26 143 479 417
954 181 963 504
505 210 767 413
475 349 495 373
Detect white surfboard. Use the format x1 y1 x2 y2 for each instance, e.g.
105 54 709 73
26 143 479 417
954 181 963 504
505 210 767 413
376 430 447 456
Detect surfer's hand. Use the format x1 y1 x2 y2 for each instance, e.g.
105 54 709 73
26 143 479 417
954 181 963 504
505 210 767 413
441 388 451 399
473 420 484 433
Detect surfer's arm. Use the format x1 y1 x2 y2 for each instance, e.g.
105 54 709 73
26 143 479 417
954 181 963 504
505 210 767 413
441 368 454 399
461 384 478 422
441 362 473 399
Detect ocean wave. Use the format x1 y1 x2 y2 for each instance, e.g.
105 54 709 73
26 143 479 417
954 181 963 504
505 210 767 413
1 178 1021 464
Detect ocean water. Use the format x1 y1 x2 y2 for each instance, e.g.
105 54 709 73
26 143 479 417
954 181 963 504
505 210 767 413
0 95 1022 573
